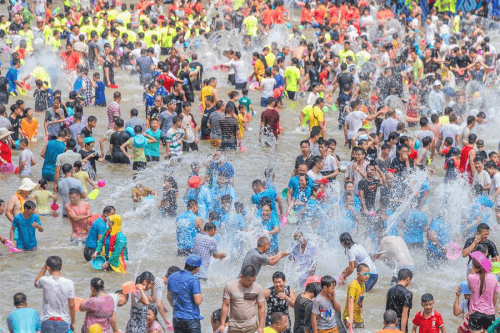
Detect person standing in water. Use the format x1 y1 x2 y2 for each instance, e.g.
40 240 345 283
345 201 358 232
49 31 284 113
386 269 413 333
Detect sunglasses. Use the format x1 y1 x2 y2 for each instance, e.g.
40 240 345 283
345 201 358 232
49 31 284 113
361 272 371 276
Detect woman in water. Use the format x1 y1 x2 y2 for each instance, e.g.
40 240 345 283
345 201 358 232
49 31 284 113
339 232 379 291
126 271 156 333
93 214 128 273
264 271 296 333
80 278 114 333
260 202 280 255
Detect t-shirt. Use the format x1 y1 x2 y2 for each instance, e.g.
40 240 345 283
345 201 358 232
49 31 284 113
386 284 413 332
380 118 399 141
412 311 444 333
58 177 84 215
159 111 175 137
85 217 107 249
36 275 76 323
56 151 82 179
125 117 146 130
167 270 203 320
109 131 131 158
468 272 500 315
12 213 41 250
7 308 41 333
193 232 218 279
440 123 460 147
126 138 146 162
239 96 252 113
107 101 121 129
463 238 499 261
240 248 270 276
285 66 301 92
223 279 265 328
208 111 225 140
145 128 161 157
312 293 337 330
219 116 239 144
342 280 365 323
345 111 367 139
18 149 34 176
261 109 280 138
45 107 63 137
309 107 324 130
402 209 428 244
347 243 378 274
358 178 379 211
260 77 277 98
166 127 184 156
82 295 114 331
490 173 500 206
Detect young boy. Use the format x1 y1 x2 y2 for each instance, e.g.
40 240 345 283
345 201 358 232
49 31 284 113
165 116 187 160
11 200 43 251
343 263 370 329
18 138 36 176
238 88 255 115
120 125 157 174
412 294 445 333
192 222 226 281
65 188 91 245
7 293 41 333
476 140 487 161
453 281 470 332
311 275 341 333
145 118 162 162
81 115 97 138
473 157 491 196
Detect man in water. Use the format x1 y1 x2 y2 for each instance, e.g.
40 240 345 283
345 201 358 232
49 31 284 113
240 237 290 276
385 268 413 333
6 178 39 226
462 223 499 268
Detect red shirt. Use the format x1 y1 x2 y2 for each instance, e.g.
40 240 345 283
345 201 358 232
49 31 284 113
156 73 175 92
0 141 12 163
412 311 444 333
261 108 280 138
300 8 313 23
60 51 79 71
263 8 274 26
313 5 326 24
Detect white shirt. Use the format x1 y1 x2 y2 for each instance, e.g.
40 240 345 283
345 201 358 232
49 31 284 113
307 170 323 182
36 275 76 323
347 243 378 274
307 92 321 106
228 60 247 84
490 172 500 206
345 111 367 139
260 78 277 98
440 123 460 147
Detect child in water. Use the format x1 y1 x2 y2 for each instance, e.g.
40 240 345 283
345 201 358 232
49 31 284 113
33 79 48 112
73 161 97 194
412 293 445 333
454 281 471 333
32 179 58 215
92 72 106 106
159 176 178 217
146 304 164 333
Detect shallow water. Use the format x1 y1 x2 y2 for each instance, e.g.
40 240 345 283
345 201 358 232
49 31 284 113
1 3 500 332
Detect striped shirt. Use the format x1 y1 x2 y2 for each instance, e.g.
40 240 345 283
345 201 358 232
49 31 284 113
166 127 184 156
219 116 238 143
107 101 121 129
193 232 217 279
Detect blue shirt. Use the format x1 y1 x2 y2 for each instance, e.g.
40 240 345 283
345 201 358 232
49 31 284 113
12 213 41 250
251 188 278 211
274 74 285 89
145 128 161 157
402 209 428 244
7 308 41 333
288 176 314 199
260 214 280 252
186 186 213 220
167 270 203 320
94 81 106 105
427 217 450 255
211 184 237 212
85 217 107 249
175 210 199 250
6 67 18 93
156 86 169 97
208 161 234 185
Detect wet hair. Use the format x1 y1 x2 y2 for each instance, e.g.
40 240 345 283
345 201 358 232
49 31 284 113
419 117 429 127
91 277 105 292
357 263 369 272
468 134 477 144
474 242 488 254
13 293 27 306
241 265 257 278
148 304 158 318
68 188 81 196
204 221 217 231
421 293 434 303
397 268 413 281
339 232 355 248
38 179 48 189
321 275 336 288
135 271 154 284
257 236 270 247
477 223 490 232
383 310 398 324
103 206 115 214
166 266 181 278
24 200 36 210
305 282 322 296
270 312 286 325
473 258 487 295
62 163 73 174
300 140 310 147
46 256 63 271
66 139 76 150
212 308 229 324
272 271 286 281
187 199 198 209
422 137 432 148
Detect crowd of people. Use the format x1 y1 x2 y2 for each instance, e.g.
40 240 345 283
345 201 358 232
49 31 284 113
2 0 500 331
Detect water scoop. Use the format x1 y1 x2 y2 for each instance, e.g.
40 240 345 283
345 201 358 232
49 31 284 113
122 281 138 294
4 239 21 253
281 214 288 227
87 188 100 200
238 145 248 152
51 202 59 211
14 166 19 174
198 104 203 112
109 84 119 89
491 262 500 274
248 81 259 91
97 180 106 188
288 211 298 224
446 242 461 260
91 255 106 270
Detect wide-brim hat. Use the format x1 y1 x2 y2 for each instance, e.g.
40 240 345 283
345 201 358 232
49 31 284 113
17 178 39 192
0 127 14 140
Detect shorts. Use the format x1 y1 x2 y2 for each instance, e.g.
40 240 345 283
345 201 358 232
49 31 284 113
220 141 237 151
177 248 193 257
468 312 495 331
84 246 95 262
161 137 168 146
146 156 160 162
182 141 199 152
235 82 247 90
318 326 339 333
133 161 147 171
287 91 297 100
228 323 258 333
228 74 236 85
261 97 268 107
365 273 378 292
210 139 221 148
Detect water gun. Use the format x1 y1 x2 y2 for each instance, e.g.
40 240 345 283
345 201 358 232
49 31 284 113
486 317 500 333
491 262 500 274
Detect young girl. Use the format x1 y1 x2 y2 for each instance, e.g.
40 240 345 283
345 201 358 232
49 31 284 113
20 108 38 142
125 271 156 333
0 128 13 173
73 160 97 194
159 176 178 217
33 80 49 112
32 179 58 215
146 304 164 333
79 136 101 180
92 72 106 106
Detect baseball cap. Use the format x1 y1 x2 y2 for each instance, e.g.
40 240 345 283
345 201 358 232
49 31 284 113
185 255 202 267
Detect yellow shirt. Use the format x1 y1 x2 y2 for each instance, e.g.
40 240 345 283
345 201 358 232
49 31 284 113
263 327 278 333
254 59 265 82
237 113 245 138
33 189 53 215
201 86 215 108
74 171 90 193
342 279 365 324
309 106 324 130
243 15 258 37
117 11 131 26
265 52 276 67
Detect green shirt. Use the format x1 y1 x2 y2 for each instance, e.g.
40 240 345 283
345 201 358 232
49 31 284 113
145 129 161 157
285 66 301 92
243 15 258 37
127 138 147 162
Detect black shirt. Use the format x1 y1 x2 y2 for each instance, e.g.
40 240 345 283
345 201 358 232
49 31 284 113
293 294 313 333
219 116 238 143
168 94 184 115
201 106 216 138
81 127 92 138
9 115 22 141
390 158 414 177
226 101 238 115
149 106 166 120
358 178 379 211
109 131 131 157
189 61 203 91
295 154 313 170
336 72 353 88
463 238 499 263
386 284 413 332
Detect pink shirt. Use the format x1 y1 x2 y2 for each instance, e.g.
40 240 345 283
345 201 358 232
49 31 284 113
468 273 500 315
107 101 121 129
83 295 114 332
65 201 90 239
148 320 164 332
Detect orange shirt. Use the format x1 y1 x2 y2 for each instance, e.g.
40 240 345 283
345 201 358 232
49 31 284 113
329 6 340 24
314 5 326 24
301 8 313 23
21 118 38 139
272 7 286 24
60 51 79 71
263 8 274 25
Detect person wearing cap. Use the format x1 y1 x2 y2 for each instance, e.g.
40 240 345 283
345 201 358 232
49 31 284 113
167 255 203 333
453 281 471 331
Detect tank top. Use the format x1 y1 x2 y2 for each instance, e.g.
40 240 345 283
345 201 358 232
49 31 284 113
201 86 215 108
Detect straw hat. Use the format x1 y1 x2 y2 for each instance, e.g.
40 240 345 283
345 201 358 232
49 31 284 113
0 127 13 140
17 178 39 192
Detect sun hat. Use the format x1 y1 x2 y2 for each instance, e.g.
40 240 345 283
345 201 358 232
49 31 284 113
433 80 441 86
460 281 471 295
470 251 492 272
188 176 203 189
17 178 39 192
185 255 202 267
304 275 322 287
133 135 147 149
0 127 14 140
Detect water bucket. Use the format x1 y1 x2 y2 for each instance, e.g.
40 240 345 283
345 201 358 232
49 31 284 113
248 81 259 91
97 180 106 188
88 188 100 200
122 281 138 294
446 242 461 260
91 255 106 270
